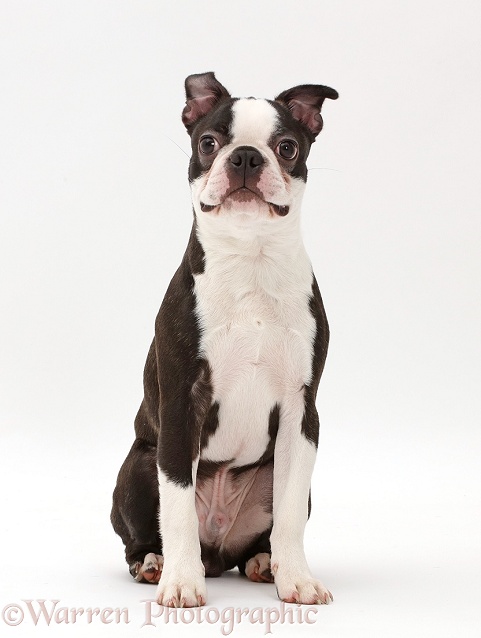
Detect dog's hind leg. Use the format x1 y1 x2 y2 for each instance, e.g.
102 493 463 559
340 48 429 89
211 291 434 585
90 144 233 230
111 438 163 583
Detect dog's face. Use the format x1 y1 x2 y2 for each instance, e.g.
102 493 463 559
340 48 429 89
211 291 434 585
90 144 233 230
182 73 338 228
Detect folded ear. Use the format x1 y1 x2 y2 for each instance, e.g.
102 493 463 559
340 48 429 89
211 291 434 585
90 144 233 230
275 84 338 139
182 72 231 132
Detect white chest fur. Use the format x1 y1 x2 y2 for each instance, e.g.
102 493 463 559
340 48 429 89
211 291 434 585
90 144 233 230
194 218 316 466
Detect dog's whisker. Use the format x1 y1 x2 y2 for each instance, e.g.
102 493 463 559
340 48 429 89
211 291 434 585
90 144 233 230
164 134 190 158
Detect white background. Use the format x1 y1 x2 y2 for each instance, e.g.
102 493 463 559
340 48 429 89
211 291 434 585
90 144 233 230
1 1 480 636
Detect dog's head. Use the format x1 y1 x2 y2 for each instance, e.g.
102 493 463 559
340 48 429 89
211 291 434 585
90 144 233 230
182 72 338 229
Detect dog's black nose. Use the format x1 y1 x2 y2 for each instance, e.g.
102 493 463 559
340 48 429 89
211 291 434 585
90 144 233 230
229 146 264 176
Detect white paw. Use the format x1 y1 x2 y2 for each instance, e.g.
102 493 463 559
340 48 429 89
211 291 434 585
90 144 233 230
245 553 274 583
155 569 207 608
272 563 333 605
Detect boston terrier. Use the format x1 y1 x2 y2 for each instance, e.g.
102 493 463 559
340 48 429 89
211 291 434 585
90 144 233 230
111 72 338 608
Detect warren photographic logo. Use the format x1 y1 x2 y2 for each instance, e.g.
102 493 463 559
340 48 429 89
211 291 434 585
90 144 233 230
2 599 322 635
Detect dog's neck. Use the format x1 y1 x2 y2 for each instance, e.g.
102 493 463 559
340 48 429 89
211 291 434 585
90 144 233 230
193 208 312 304
195 205 304 260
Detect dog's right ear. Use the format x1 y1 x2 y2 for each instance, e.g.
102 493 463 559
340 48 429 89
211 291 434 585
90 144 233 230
182 72 231 133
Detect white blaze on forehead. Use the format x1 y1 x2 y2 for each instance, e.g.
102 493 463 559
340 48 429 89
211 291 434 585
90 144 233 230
231 98 279 145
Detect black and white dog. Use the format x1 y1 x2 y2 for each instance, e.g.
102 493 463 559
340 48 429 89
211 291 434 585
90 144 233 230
111 72 338 608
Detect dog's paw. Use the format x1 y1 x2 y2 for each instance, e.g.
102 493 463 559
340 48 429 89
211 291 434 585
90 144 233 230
130 553 164 583
155 569 207 608
272 563 333 605
245 552 274 583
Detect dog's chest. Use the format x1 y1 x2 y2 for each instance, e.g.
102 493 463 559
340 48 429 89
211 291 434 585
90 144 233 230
193 244 315 465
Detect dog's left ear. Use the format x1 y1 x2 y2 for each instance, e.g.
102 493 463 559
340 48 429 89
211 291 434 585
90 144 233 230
182 72 231 133
275 84 338 139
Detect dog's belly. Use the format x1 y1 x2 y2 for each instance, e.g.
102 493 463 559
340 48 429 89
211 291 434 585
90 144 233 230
195 462 273 575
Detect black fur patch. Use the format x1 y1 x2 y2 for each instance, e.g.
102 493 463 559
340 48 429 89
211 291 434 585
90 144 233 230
267 100 314 181
200 401 220 452
188 100 237 182
196 459 230 481
155 267 210 486
301 275 329 446
110 438 162 565
151 224 209 485
188 220 206 274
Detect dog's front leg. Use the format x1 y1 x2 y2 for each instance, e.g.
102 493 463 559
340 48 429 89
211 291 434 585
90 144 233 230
270 392 333 605
155 392 207 608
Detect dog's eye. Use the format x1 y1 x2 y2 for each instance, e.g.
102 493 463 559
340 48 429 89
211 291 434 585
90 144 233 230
276 140 298 160
199 136 220 155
